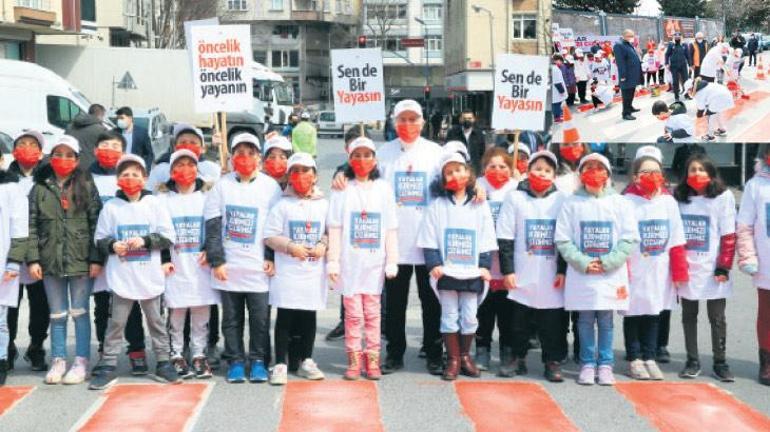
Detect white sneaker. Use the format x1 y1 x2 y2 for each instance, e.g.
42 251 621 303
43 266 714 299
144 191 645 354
644 360 664 380
63 356 89 385
45 357 67 385
628 359 650 380
270 363 288 386
298 358 325 380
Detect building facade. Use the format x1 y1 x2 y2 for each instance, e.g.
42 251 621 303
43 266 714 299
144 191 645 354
0 0 82 60
221 0 361 106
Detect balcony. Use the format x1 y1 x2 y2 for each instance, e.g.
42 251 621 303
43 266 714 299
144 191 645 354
14 0 56 27
291 0 321 20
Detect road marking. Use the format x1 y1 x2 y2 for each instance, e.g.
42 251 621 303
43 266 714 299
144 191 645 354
616 382 770 432
455 381 578 432
694 90 770 137
278 381 383 432
74 383 212 432
735 108 770 141
0 386 34 417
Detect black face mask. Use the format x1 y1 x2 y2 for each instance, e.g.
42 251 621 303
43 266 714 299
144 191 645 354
506 134 516 142
722 56 728 62
462 120 474 129
675 39 681 44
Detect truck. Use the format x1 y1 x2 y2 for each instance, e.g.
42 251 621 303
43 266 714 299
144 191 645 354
35 45 295 141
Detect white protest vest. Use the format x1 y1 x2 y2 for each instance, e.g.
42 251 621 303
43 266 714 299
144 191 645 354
203 172 281 293
737 176 770 290
0 182 27 306
157 190 220 308
264 195 328 310
624 193 686 316
327 179 398 296
555 191 640 311
95 195 176 300
678 191 736 300
377 137 442 265
497 189 566 309
477 177 517 280
92 173 119 293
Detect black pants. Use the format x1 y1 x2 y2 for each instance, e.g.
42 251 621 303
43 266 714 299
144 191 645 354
183 305 220 348
659 68 666 83
645 71 657 86
621 87 636 116
7 281 49 351
681 298 727 363
220 291 269 363
671 66 688 99
658 309 671 348
571 311 580 358
93 291 146 353
623 315 660 361
566 92 576 106
510 300 568 363
700 75 715 83
749 51 757 67
274 308 316 364
475 290 514 351
385 264 442 361
577 81 588 103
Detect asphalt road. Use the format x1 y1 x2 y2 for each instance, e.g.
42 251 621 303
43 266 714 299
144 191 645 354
0 138 768 432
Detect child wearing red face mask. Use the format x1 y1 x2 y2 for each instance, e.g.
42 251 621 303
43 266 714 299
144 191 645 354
327 138 399 380
156 150 219 380
551 143 589 194
417 151 498 381
264 153 328 385
497 151 569 382
262 136 293 188
621 146 688 381
146 124 221 192
673 153 736 382
556 153 640 386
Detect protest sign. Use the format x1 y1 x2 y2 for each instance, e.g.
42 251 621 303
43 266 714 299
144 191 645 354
189 25 253 113
574 35 620 50
492 54 548 131
331 48 385 123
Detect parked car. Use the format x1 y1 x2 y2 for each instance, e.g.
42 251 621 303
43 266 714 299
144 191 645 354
0 130 13 169
316 111 345 138
109 107 172 163
762 35 770 51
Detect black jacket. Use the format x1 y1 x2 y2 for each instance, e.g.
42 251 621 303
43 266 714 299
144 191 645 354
66 113 107 169
445 125 486 173
613 40 643 89
116 125 154 169
666 42 690 69
748 38 759 53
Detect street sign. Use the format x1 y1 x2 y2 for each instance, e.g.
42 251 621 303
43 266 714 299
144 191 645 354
401 38 425 48
116 72 137 90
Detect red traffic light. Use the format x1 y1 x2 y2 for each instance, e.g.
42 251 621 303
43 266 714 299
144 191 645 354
357 35 367 48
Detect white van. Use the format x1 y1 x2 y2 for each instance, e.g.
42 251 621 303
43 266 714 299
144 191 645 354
0 59 93 149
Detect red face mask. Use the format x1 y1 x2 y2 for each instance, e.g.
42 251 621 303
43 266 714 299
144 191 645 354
516 160 528 175
117 177 144 196
396 123 422 143
171 165 197 187
484 167 510 189
50 157 77 178
560 146 584 163
175 143 202 158
232 155 257 177
350 159 376 178
289 171 315 195
528 174 553 193
264 158 288 179
12 146 41 168
638 172 664 194
445 175 469 192
94 148 122 169
686 174 711 192
580 168 609 189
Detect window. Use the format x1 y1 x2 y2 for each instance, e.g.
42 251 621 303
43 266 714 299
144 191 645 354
253 50 267 64
336 0 342 13
426 35 442 51
270 0 284 10
272 24 299 38
423 4 442 20
46 96 82 130
366 3 407 20
323 0 330 12
271 50 300 68
227 0 248 10
81 0 96 22
511 14 536 40
319 112 335 122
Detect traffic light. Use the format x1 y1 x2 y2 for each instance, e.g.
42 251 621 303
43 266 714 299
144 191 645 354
357 35 367 48
424 85 431 100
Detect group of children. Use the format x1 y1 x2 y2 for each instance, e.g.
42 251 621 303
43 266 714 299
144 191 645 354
1 100 769 389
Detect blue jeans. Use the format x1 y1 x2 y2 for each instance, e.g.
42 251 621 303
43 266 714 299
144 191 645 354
44 276 92 359
0 306 8 360
577 310 614 367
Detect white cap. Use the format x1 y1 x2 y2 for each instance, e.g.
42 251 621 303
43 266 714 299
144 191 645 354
528 150 559 168
264 136 292 155
347 137 376 154
47 135 80 155
173 123 204 143
393 99 423 118
116 153 146 173
231 132 261 152
595 51 603 58
287 152 316 170
635 145 663 164
300 112 310 120
565 55 574 63
170 149 199 167
507 144 531 158
13 130 45 148
575 48 584 56
440 151 467 171
444 140 470 162
578 152 612 174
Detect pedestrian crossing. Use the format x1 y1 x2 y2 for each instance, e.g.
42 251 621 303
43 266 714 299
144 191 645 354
1 379 768 431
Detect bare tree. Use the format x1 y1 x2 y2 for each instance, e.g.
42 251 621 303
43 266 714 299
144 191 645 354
153 0 218 49
364 0 403 49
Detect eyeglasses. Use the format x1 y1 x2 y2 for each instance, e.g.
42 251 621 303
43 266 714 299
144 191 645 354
638 169 662 175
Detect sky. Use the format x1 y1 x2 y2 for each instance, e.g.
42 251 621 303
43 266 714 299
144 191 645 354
635 0 661 16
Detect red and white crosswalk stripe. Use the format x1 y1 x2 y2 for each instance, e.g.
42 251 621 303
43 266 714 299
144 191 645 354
279 381 383 432
0 386 34 417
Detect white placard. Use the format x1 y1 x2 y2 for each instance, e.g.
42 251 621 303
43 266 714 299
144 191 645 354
331 48 385 123
189 25 253 113
491 54 549 132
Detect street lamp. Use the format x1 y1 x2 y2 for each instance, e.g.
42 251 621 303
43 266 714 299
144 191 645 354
415 16 431 135
472 4 494 129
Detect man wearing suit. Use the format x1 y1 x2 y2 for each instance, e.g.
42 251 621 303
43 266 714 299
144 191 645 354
445 109 486 173
115 106 154 168
613 29 643 121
